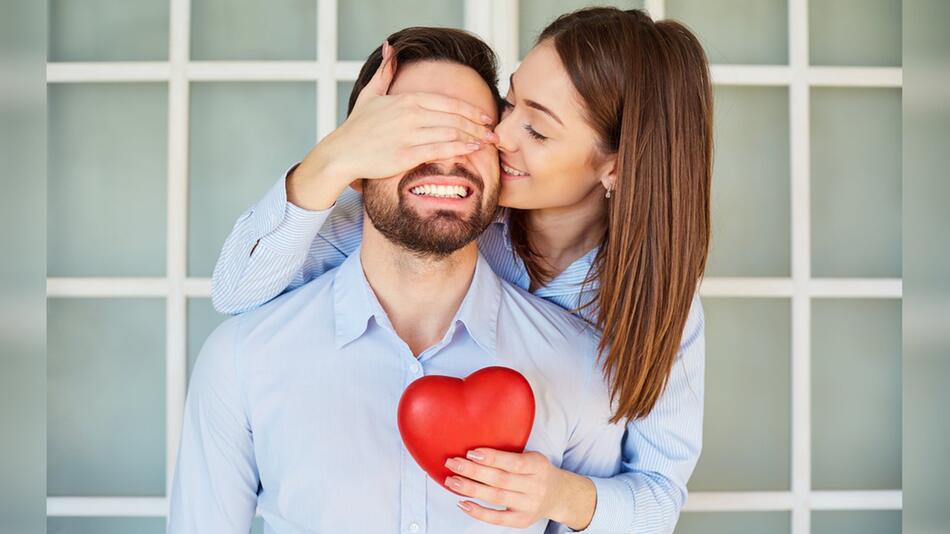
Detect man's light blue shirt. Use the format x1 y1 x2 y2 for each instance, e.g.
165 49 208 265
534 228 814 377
209 166 707 534
170 246 626 533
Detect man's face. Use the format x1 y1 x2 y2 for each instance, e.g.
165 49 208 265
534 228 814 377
363 60 501 258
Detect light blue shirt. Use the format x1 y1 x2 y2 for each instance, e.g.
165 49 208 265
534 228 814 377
170 246 628 533
208 164 706 533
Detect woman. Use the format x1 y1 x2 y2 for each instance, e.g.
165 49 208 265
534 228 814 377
213 8 712 533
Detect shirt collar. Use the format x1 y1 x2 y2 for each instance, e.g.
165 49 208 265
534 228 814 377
332 246 501 356
332 247 381 349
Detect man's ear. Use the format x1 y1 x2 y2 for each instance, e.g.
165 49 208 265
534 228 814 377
350 179 364 194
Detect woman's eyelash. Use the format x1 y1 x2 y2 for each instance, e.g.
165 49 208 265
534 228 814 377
523 123 548 141
504 98 547 141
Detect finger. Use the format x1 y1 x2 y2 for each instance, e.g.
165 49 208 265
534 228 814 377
445 456 530 492
405 140 487 163
416 110 498 144
466 448 541 475
356 41 397 104
378 40 397 94
457 501 534 529
412 92 495 126
410 127 483 147
445 475 525 509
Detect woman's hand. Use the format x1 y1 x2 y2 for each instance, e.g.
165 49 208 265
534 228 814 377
443 448 598 530
287 40 499 210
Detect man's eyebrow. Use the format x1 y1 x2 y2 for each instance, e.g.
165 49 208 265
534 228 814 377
509 73 564 127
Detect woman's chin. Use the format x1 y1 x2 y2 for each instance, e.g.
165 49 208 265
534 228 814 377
498 185 537 210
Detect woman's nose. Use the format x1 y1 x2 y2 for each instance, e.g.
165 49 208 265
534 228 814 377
493 116 518 153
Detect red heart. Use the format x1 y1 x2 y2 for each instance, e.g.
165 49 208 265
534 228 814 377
397 366 536 494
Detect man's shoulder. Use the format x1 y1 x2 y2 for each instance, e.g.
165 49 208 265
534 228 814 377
224 267 341 341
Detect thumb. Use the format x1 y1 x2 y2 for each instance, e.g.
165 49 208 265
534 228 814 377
357 40 397 104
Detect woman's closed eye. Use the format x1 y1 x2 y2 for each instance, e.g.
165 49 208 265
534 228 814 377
523 123 548 142
503 98 548 142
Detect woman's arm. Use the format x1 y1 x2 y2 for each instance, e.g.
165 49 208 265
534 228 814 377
573 292 705 533
211 163 364 315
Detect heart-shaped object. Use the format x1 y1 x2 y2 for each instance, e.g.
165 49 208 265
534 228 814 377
397 366 536 494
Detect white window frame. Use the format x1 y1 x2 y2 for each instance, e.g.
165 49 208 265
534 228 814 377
46 1 902 531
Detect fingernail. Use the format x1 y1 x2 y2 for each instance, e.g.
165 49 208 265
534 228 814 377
483 131 497 142
466 450 485 461
445 476 462 490
465 142 481 151
457 501 473 512
481 114 493 125
444 458 463 472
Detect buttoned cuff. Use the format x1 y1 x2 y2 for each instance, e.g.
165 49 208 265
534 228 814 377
253 163 334 256
569 476 636 533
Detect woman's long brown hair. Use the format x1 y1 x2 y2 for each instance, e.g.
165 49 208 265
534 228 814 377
510 8 713 424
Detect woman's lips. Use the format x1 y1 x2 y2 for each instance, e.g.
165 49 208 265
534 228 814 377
501 162 530 181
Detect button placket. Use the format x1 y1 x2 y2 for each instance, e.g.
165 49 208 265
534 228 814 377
400 347 427 534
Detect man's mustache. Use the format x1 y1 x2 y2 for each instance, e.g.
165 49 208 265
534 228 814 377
399 162 484 193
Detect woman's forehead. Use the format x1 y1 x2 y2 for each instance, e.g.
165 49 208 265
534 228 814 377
513 42 582 122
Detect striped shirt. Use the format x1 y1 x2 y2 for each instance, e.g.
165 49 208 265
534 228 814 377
210 163 706 534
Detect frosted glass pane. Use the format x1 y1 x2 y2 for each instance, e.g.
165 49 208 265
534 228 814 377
810 0 901 66
811 88 901 278
812 511 901 534
666 0 788 65
48 517 166 534
812 299 901 490
688 298 791 491
49 0 168 62
188 82 317 276
339 81 356 125
706 87 790 277
675 512 790 534
47 299 165 496
187 299 228 385
518 0 645 58
48 83 167 277
191 0 317 60
338 0 464 60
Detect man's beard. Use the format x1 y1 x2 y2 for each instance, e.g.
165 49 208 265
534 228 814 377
363 162 499 258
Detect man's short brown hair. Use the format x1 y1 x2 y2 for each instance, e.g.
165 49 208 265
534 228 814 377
347 27 502 117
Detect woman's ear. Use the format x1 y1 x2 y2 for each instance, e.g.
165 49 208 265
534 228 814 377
598 155 618 192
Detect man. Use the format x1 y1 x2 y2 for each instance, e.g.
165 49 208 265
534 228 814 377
168 28 623 533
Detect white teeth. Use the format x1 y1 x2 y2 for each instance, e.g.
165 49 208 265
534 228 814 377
410 184 468 199
502 164 527 176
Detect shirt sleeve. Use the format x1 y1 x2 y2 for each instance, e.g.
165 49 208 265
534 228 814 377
571 293 706 534
210 162 362 315
167 317 259 533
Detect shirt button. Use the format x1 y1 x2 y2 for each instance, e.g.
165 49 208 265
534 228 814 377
409 522 420 533
409 363 420 374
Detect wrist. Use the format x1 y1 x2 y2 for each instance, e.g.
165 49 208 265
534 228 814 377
287 137 352 211
553 469 597 531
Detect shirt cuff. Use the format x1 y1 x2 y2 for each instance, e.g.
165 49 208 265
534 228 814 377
253 162 334 256
569 476 636 533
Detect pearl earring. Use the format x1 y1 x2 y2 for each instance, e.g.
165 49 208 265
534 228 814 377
605 187 612 199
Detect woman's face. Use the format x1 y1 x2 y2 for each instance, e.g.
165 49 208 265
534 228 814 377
494 40 614 210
